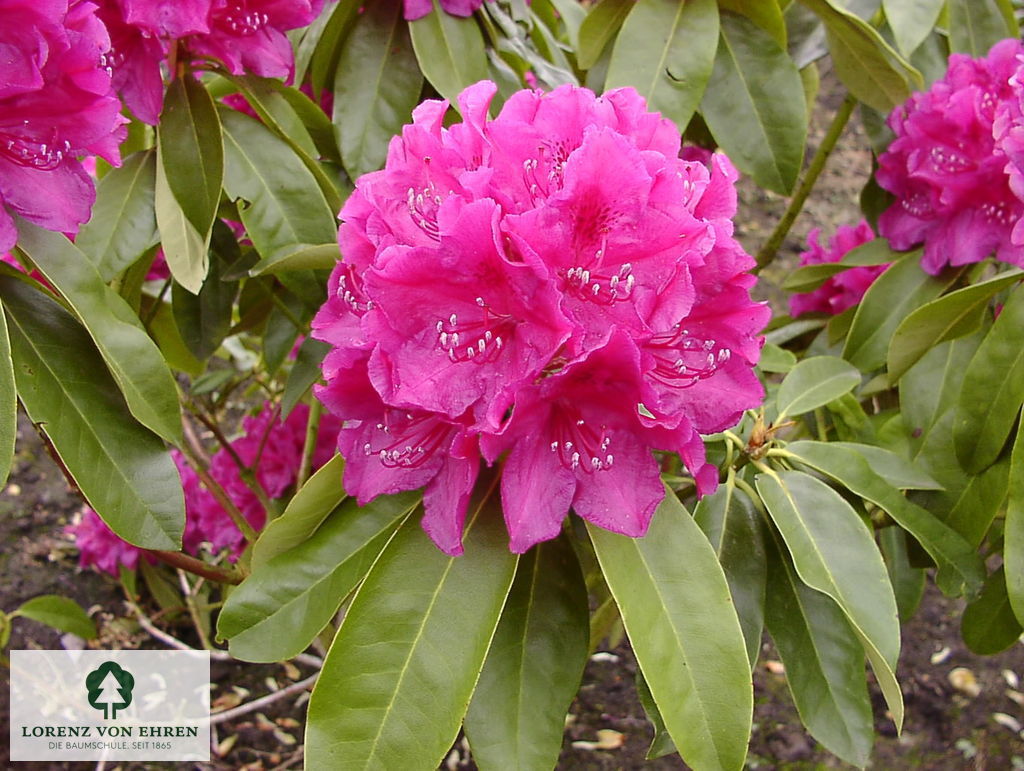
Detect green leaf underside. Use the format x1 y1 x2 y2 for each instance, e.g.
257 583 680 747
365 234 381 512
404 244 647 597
0 297 15 488
775 355 861 420
13 595 97 640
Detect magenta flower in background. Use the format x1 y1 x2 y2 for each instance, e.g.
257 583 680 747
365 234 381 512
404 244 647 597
95 0 167 124
789 220 888 318
877 38 1024 274
0 0 126 252
995 54 1024 245
403 0 484 21
66 509 157 576
313 81 768 555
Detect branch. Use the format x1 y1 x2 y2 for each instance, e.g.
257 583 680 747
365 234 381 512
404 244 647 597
210 673 319 725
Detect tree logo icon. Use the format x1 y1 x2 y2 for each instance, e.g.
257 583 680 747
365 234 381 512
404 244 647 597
86 661 134 719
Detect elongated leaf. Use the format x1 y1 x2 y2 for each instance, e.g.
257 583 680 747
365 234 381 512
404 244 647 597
577 0 633 69
464 535 589 771
282 338 330 418
251 454 348 569
587 485 752 771
842 252 959 371
0 274 182 548
954 284 1024 473
219 491 418 661
13 595 97 640
172 223 239 361
782 238 896 292
775 355 860 420
701 12 806 194
0 298 14 488
409 0 489 107
158 76 223 242
718 0 786 45
826 441 941 490
335 0 422 179
756 470 903 730
155 150 208 293
219 108 337 267
799 0 920 112
16 222 181 445
635 670 676 759
784 441 984 598
883 0 945 56
888 269 1022 381
1005 418 1024 625
310 0 362 97
962 566 1023 655
880 527 926 621
305 478 517 770
75 150 159 281
605 0 719 132
251 243 339 275
694 478 766 667
764 533 874 767
947 0 1017 56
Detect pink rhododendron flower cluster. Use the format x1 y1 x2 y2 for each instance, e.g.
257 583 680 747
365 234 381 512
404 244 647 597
404 0 484 21
789 220 887 317
877 38 1024 274
312 82 768 556
68 403 340 574
0 0 126 252
995 55 1024 245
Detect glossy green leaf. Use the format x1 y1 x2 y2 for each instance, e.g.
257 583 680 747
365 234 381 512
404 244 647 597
887 269 1022 382
310 0 362 97
251 454 348 569
464 535 589 771
764 533 873 767
883 0 945 56
12 595 97 640
962 566 1023 655
0 298 14 488
15 222 181 445
758 343 797 373
694 478 766 667
783 441 984 598
282 337 330 418
635 670 677 759
1005 418 1024 625
823 441 941 490
0 274 182 548
577 0 633 69
718 0 786 45
587 485 752 771
798 0 921 112
172 223 238 361
775 355 860 420
157 76 223 243
335 0 422 179
842 252 959 371
606 0 719 133
782 238 896 292
755 470 903 730
220 108 337 268
409 0 489 107
143 296 203 376
219 491 417 662
764 317 825 346
305 478 517 770
947 0 1017 57
701 12 805 194
880 527 926 622
155 150 208 293
75 150 159 281
954 284 1024 473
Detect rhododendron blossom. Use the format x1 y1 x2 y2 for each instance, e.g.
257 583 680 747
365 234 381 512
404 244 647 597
995 55 1024 245
313 81 768 556
0 0 126 252
789 220 887 317
877 39 1024 274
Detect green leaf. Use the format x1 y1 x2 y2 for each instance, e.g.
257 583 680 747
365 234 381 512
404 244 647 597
1005 418 1024 626
251 453 347 569
775 355 860 420
883 0 945 56
15 222 182 445
577 0 633 69
143 296 203 376
962 566 1023 655
409 0 489 107
250 243 339 275
310 0 362 97
464 535 589 771
782 238 896 292
824 441 941 490
335 0 423 179
219 108 338 268
758 343 797 374
155 150 208 294
0 274 183 548
172 223 239 361
701 12 806 194
587 485 752 771
75 150 159 281
605 0 719 133
764 533 874 767
887 268 1022 382
842 252 960 371
880 527 926 621
783 441 985 599
305 477 517 770
947 0 1017 57
0 298 14 488
954 284 1024 473
634 670 677 759
282 337 330 418
157 76 224 243
12 595 97 640
219 491 418 662
755 470 903 730
718 0 787 46
694 478 766 667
